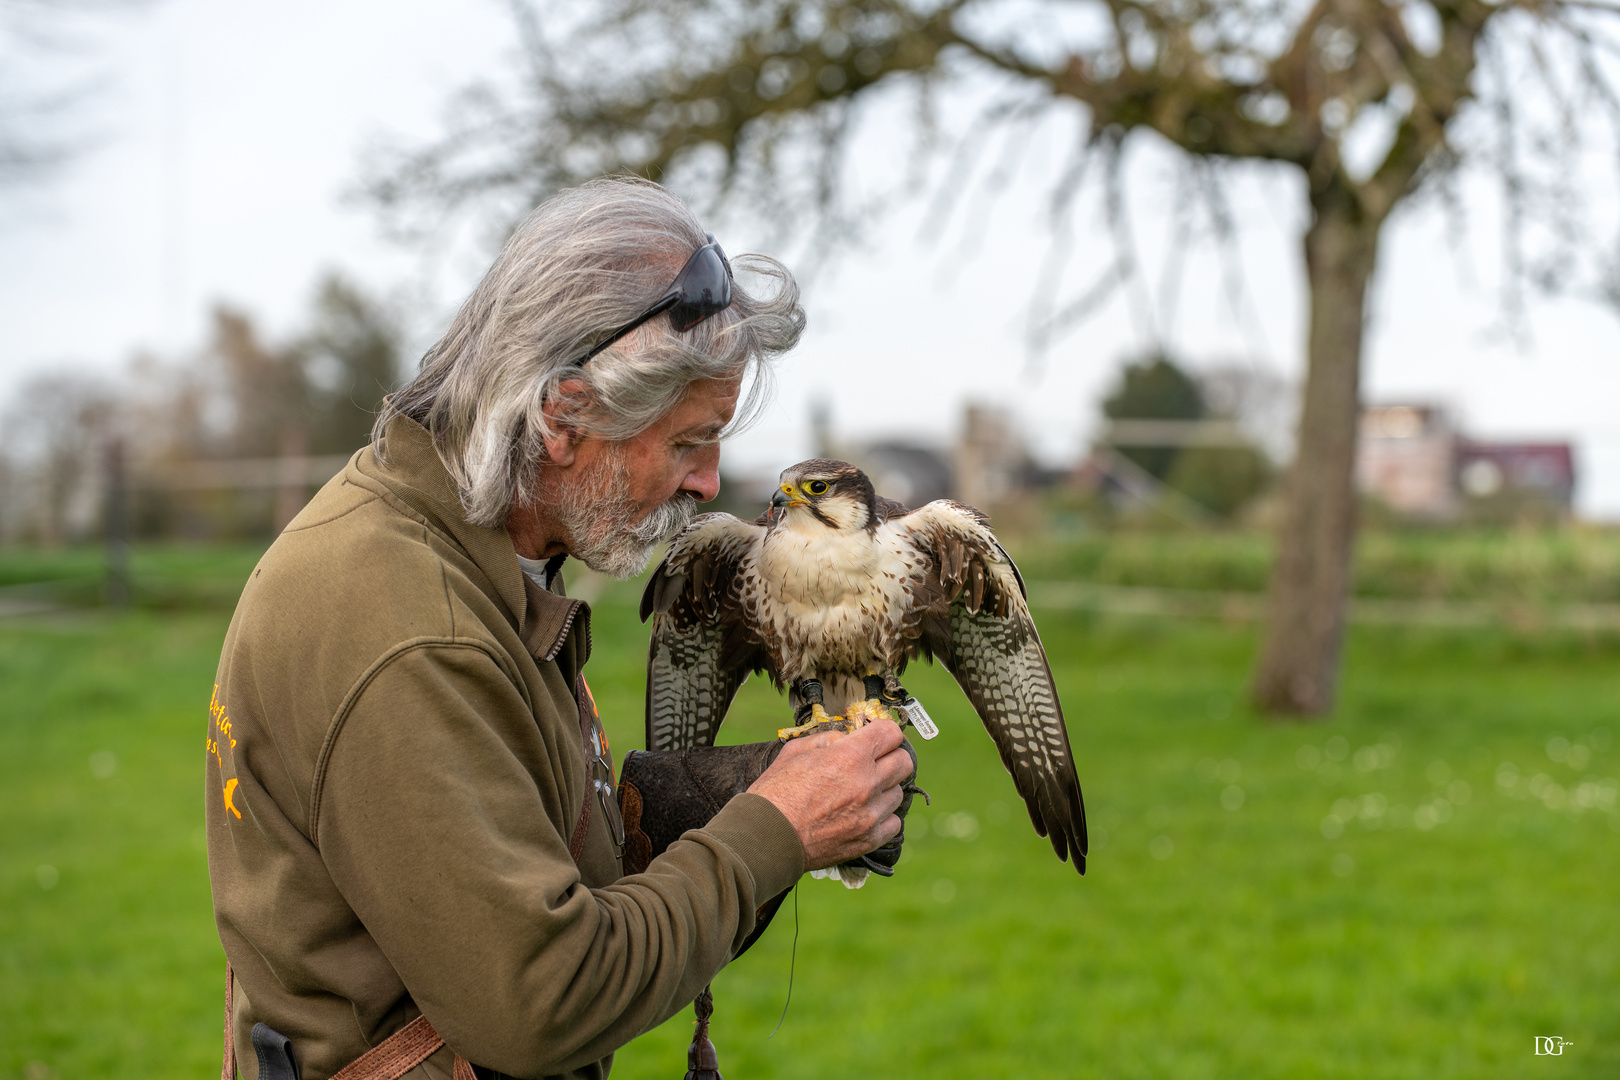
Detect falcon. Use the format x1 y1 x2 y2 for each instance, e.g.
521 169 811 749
640 458 1087 879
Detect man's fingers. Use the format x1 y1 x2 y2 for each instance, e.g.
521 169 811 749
872 744 914 787
859 808 904 856
847 718 904 757
773 729 844 763
755 714 920 870
877 781 904 817
779 719 897 766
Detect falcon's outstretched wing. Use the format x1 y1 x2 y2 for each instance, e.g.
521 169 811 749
640 513 770 752
896 502 1088 872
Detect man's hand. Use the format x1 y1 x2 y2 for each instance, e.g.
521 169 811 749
747 719 912 871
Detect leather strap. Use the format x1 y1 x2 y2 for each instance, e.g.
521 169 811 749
224 965 477 1080
567 782 593 863
567 673 598 863
222 963 235 1080
327 1014 451 1080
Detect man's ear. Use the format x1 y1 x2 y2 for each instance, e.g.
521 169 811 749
541 378 590 467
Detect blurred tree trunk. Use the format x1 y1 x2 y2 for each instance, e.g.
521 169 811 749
1252 181 1379 715
104 437 131 606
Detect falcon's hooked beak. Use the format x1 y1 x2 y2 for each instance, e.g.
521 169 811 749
770 484 808 515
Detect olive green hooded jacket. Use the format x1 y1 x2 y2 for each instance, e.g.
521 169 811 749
205 417 805 1079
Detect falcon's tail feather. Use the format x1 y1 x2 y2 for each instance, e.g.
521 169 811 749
810 865 871 889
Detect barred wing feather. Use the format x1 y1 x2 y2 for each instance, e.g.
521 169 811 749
640 513 768 752
645 616 751 751
898 502 1087 872
943 599 1087 869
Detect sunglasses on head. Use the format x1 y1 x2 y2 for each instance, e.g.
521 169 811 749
577 235 734 365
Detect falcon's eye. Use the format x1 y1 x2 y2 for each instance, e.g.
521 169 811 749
805 480 829 495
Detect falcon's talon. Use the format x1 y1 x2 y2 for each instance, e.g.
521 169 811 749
777 704 857 740
778 703 828 739
843 698 897 727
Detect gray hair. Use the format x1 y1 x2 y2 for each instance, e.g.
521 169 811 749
376 177 805 527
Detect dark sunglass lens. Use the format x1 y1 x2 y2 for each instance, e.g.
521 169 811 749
666 245 733 331
666 303 706 332
668 296 727 331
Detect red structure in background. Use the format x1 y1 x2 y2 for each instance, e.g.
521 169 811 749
1455 442 1576 504
1357 404 1577 519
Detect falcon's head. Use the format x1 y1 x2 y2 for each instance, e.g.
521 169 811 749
769 459 877 532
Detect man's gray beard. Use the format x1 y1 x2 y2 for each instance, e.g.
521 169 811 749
549 446 697 579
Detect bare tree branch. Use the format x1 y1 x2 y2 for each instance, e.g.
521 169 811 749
0 0 153 195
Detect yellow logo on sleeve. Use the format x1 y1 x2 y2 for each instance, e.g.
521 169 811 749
207 684 242 820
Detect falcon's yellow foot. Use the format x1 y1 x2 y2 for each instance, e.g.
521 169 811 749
777 704 845 740
776 694 901 740
844 698 901 726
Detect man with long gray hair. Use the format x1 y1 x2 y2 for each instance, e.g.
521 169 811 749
206 178 913 1079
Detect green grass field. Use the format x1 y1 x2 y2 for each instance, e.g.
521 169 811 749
1 543 1616 1078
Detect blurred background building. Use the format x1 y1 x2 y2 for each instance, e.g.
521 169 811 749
1358 404 1576 523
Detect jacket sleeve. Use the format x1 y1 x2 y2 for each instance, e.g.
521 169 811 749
312 639 805 1077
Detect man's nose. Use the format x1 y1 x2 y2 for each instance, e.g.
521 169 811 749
682 446 722 502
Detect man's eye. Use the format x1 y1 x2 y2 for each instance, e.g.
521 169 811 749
806 480 828 495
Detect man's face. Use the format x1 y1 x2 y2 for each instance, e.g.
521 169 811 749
598 374 739 513
538 376 741 578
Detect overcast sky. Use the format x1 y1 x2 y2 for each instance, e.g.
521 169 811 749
4 0 1619 517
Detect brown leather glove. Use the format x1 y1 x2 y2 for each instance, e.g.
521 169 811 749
618 742 787 875
616 736 919 955
617 741 790 958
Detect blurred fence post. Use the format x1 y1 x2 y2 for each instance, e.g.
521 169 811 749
104 438 131 607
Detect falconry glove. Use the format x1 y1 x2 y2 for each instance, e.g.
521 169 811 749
617 735 920 948
618 740 792 958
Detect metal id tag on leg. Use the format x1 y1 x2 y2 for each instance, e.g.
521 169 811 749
901 697 939 740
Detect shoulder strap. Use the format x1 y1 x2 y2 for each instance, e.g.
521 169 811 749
221 963 234 1080
567 671 599 862
328 1013 475 1080
567 774 593 863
